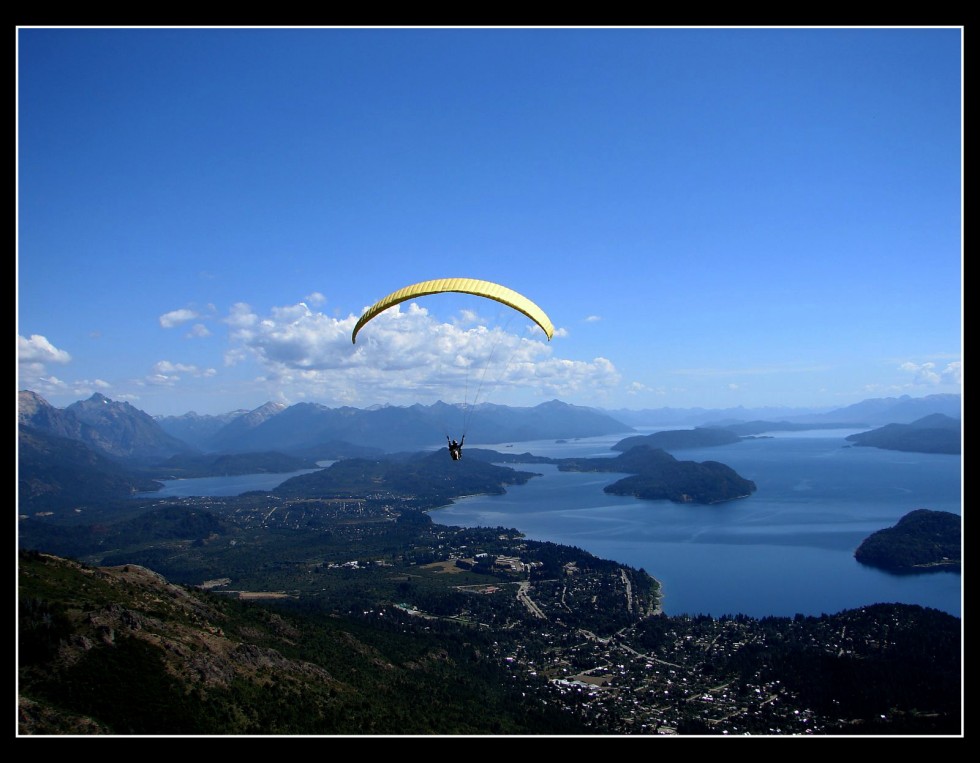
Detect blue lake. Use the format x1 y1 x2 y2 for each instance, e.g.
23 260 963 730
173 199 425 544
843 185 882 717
142 431 962 619
135 469 324 498
430 430 962 619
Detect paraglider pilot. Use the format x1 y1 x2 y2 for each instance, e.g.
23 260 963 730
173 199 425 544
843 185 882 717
447 435 464 461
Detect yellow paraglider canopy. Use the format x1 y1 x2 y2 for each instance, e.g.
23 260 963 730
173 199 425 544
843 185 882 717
351 277 554 344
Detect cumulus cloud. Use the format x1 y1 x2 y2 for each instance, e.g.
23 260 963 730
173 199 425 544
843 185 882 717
584 315 602 323
18 334 71 364
18 335 73 391
223 300 619 406
899 360 962 387
153 360 200 374
862 359 964 400
225 302 259 329
940 361 962 386
305 292 326 306
19 297 626 410
223 347 250 367
144 373 179 387
159 308 198 328
187 323 211 338
27 377 113 401
148 360 218 385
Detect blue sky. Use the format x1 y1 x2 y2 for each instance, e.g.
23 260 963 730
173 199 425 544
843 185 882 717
17 27 962 417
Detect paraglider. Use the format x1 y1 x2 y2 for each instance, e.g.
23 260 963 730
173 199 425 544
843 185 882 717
351 277 554 460
447 435 464 460
350 277 554 344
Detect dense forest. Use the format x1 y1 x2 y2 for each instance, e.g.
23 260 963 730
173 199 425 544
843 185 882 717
855 509 961 572
19 548 961 736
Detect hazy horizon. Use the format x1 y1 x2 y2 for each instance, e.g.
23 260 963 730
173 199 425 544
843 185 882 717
20 386 960 421
17 27 962 418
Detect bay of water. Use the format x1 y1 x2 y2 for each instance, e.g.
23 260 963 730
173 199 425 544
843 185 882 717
139 433 962 619
135 468 324 498
431 430 963 619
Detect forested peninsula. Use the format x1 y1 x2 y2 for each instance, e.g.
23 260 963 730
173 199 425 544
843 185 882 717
845 415 961 455
854 509 961 573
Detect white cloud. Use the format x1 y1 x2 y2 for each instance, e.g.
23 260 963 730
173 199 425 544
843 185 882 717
153 360 199 374
147 361 218 386
187 323 211 338
584 315 602 323
224 300 619 406
18 335 73 391
899 360 961 387
861 358 963 399
305 292 327 306
159 308 198 328
18 334 71 364
28 377 113 400
225 302 259 329
223 348 250 367
145 373 178 387
941 361 962 386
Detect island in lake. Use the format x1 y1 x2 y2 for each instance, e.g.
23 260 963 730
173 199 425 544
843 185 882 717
845 414 961 455
269 446 757 507
611 427 742 452
556 445 756 504
854 509 961 573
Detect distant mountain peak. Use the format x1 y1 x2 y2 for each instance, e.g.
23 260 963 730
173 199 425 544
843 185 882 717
23 390 194 463
247 401 287 416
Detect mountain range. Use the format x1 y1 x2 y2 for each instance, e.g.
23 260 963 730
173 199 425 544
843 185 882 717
19 391 634 459
18 390 960 515
19 390 962 462
18 389 961 473
18 391 194 464
606 393 962 428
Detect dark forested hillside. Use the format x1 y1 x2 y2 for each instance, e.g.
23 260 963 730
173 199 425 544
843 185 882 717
17 551 586 735
272 450 539 505
18 427 164 512
845 414 961 454
18 548 960 736
855 509 961 573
